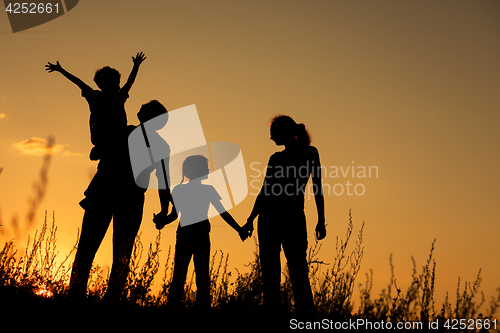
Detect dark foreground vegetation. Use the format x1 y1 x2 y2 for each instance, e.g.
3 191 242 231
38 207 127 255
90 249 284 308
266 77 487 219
1 211 498 331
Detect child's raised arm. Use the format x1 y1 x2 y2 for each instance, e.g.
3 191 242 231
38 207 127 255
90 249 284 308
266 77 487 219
45 61 92 92
121 52 146 95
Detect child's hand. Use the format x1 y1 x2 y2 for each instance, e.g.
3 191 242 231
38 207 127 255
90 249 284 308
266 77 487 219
132 52 146 66
153 210 177 230
242 219 254 237
45 61 62 73
238 227 250 242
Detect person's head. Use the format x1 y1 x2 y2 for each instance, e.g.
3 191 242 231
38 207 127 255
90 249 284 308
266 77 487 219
270 115 311 146
93 66 121 93
181 155 210 183
137 100 169 130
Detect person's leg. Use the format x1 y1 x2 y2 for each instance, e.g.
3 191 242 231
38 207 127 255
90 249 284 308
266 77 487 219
282 215 315 316
257 219 282 312
193 232 211 309
105 195 144 301
167 231 193 307
69 208 113 298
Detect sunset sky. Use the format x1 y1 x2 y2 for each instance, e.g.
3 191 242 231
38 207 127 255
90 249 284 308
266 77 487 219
1 0 499 309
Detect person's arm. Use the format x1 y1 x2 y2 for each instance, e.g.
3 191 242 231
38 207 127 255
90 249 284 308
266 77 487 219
153 189 178 230
243 190 263 236
158 189 176 216
310 147 326 240
45 61 92 92
212 200 247 241
244 155 274 236
121 52 146 95
153 161 178 229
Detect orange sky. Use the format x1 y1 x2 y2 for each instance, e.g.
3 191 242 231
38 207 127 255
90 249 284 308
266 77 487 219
1 0 499 309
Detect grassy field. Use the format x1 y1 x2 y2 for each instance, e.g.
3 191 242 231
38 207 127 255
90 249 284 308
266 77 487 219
1 211 499 331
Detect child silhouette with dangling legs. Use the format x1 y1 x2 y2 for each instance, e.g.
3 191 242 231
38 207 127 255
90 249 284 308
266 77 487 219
155 155 249 310
45 52 146 161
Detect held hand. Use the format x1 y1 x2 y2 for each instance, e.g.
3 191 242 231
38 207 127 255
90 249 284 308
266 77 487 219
243 218 254 237
152 212 165 230
238 227 249 242
153 210 177 230
45 61 62 73
132 52 146 66
315 220 326 240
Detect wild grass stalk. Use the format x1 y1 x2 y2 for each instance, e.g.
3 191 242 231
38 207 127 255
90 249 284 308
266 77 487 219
125 232 161 305
308 210 364 318
0 210 498 332
0 211 76 297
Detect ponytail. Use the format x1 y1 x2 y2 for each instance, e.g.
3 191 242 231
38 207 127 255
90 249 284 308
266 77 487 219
270 115 312 146
296 123 311 146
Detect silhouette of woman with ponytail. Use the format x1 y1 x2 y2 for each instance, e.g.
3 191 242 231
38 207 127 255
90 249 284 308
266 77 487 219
244 115 326 316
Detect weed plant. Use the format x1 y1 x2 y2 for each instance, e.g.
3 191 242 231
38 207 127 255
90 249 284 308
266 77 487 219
0 210 498 332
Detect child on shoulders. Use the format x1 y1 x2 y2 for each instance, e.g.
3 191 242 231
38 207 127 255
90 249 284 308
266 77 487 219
46 52 146 161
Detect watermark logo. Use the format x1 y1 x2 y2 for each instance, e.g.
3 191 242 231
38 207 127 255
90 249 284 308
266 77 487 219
3 0 79 33
248 161 379 198
128 104 248 227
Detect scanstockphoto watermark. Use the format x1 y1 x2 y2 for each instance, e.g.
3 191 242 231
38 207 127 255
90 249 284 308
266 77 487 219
290 318 499 330
290 318 424 330
248 161 379 197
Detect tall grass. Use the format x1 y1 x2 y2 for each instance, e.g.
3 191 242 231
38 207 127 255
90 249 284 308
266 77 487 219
0 212 77 298
0 210 498 331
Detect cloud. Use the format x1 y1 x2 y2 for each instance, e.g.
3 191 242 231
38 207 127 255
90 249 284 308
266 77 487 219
62 150 84 157
12 137 83 157
12 137 65 156
0 113 6 119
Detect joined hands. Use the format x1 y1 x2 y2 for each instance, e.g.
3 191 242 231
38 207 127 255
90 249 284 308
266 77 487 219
237 219 254 242
153 210 178 230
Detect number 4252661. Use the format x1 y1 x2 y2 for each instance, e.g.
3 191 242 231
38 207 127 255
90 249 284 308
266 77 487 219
444 319 497 330
5 3 60 14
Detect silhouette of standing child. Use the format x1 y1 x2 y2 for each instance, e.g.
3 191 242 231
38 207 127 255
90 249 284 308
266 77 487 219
244 115 326 317
45 52 146 161
155 155 248 309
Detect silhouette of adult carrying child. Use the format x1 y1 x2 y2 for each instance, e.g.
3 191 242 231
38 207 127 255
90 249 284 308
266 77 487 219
46 54 178 301
244 115 326 317
69 100 174 301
